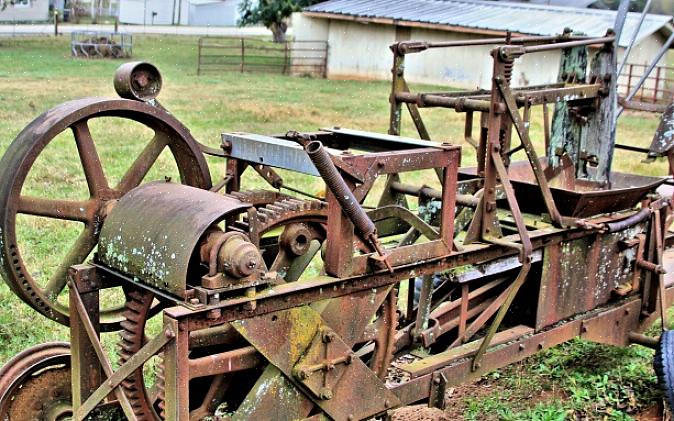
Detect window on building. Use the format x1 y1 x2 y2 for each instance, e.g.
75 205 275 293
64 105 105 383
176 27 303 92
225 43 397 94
13 0 31 8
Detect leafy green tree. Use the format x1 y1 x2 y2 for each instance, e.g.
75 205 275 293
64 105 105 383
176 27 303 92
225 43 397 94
238 0 322 43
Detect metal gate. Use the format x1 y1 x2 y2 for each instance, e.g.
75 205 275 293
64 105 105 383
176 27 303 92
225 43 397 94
197 37 328 78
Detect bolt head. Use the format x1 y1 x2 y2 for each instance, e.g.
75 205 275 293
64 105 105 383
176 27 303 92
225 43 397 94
320 388 333 400
322 330 336 343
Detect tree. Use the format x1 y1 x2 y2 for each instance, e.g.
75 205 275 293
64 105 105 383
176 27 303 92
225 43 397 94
238 0 322 43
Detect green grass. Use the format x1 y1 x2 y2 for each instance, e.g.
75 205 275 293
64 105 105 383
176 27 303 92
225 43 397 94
0 35 670 419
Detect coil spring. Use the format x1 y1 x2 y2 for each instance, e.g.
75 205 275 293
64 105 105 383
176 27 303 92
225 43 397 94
503 58 514 84
305 140 376 239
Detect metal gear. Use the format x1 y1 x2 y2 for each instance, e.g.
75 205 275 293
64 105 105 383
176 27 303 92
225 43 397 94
119 288 164 421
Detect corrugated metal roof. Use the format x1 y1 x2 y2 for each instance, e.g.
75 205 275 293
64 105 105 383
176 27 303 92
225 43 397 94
304 0 673 47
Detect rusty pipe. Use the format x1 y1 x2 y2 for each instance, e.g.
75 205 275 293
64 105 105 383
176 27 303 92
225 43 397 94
628 332 659 349
390 181 479 208
604 207 651 233
395 92 494 113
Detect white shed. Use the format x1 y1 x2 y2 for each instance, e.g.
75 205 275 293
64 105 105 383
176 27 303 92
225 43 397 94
296 0 674 90
0 0 50 22
188 0 241 26
118 0 243 26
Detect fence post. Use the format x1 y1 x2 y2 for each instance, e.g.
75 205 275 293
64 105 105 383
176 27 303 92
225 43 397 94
640 65 645 102
653 66 662 103
627 63 633 96
240 38 245 73
283 41 289 75
197 38 202 76
54 11 59 37
323 42 328 78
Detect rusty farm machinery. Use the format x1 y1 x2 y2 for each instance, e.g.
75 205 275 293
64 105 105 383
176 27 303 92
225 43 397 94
1 33 674 421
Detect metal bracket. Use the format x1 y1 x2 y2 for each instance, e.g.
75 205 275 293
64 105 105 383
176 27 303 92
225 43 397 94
429 372 448 410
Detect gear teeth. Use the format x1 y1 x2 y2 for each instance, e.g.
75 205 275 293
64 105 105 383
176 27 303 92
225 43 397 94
118 289 164 421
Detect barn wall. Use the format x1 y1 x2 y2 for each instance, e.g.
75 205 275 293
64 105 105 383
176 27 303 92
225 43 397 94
405 28 562 88
295 14 668 93
0 0 49 22
189 0 242 26
119 0 175 25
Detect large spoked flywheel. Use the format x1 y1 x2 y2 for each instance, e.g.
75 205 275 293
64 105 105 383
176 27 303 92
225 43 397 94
0 97 212 330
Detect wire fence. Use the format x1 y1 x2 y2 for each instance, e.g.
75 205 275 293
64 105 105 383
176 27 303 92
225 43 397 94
197 37 328 78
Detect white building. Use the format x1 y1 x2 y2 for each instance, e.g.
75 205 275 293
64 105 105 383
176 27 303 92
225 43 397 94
118 0 243 26
0 0 50 22
295 0 674 89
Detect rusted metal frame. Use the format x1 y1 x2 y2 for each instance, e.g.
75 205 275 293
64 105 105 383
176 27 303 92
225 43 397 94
190 375 228 420
69 265 102 415
467 140 534 368
422 277 509 347
388 49 404 136
225 158 246 194
400 78 431 140
432 277 508 319
496 77 563 225
68 279 140 421
75 325 173 420
440 152 459 249
423 297 496 348
164 227 607 331
397 84 600 109
229 289 398 421
406 325 535 378
252 163 283 189
163 315 190 421
342 146 458 174
632 234 647 291
368 205 439 240
323 146 459 272
458 284 469 339
580 300 643 347
392 35 597 56
324 185 356 277
425 83 569 98
513 36 615 54
464 111 478 149
406 278 415 323
642 212 659 314
464 92 502 242
449 275 517 348
543 101 550 151
413 275 434 343
351 240 451 275
471 257 531 371
392 297 640 406
618 98 667 113
655 209 668 330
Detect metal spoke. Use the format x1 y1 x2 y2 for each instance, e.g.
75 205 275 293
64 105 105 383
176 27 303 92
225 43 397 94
42 226 97 299
115 132 168 194
18 196 94 223
72 120 109 196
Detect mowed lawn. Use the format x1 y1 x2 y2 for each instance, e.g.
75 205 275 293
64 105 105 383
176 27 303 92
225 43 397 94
0 35 670 420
